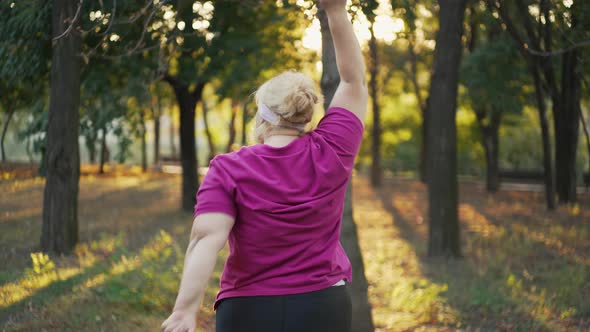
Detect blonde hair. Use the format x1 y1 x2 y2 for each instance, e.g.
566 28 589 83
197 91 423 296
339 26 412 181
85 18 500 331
254 71 321 143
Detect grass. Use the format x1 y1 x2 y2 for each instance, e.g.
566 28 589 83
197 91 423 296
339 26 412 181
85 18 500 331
1 165 589 331
1 166 222 331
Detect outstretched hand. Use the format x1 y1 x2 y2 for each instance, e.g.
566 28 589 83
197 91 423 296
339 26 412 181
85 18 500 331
318 0 347 11
161 310 197 332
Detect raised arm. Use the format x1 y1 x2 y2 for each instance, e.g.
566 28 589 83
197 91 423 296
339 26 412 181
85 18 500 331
320 0 368 122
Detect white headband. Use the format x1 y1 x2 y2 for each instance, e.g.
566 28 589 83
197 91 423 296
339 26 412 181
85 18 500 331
257 103 306 131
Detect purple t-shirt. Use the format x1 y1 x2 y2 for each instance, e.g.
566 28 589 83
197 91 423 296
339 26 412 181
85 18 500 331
194 107 364 309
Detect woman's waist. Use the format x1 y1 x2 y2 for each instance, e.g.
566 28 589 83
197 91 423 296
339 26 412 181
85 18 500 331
214 272 350 306
219 259 351 291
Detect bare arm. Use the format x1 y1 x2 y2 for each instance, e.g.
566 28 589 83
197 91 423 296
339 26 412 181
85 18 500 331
162 213 234 332
321 0 368 122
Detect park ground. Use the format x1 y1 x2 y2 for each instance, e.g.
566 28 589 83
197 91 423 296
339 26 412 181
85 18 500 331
0 164 589 331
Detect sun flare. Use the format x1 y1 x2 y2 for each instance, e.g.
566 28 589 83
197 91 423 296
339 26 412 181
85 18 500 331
302 0 404 51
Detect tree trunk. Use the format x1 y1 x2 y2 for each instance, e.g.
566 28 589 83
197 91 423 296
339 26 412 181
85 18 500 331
554 48 580 203
99 126 107 174
340 180 374 332
319 8 375 332
41 0 81 253
531 64 556 210
38 144 47 177
171 83 204 212
580 108 590 184
169 108 177 159
369 24 381 187
489 0 556 209
153 96 161 165
1 106 15 162
241 103 248 146
26 136 33 164
476 111 501 192
140 112 147 172
408 38 428 183
226 100 238 153
87 135 97 164
319 9 340 111
154 115 160 164
202 101 216 161
426 0 466 258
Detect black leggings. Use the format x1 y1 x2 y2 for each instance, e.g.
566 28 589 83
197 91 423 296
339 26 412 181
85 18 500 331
215 285 352 332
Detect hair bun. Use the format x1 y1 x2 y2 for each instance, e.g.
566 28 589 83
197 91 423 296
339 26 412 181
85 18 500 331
278 86 318 124
254 71 321 131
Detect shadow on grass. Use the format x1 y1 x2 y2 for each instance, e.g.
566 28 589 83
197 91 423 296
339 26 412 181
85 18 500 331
376 179 558 331
1 193 191 323
0 177 183 274
1 225 223 332
0 252 119 323
0 173 219 331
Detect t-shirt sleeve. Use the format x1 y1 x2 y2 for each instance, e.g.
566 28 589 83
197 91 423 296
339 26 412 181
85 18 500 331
314 107 364 171
194 159 237 219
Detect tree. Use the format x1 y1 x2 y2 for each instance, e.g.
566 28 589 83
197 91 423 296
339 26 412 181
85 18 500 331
462 4 528 192
226 100 239 153
0 82 42 162
126 77 154 173
486 1 557 209
391 0 437 183
157 0 307 211
201 100 217 161
0 103 15 162
80 57 144 174
241 102 251 146
426 0 467 257
360 0 381 187
150 82 170 165
318 6 375 332
41 0 82 253
0 0 51 163
488 0 590 204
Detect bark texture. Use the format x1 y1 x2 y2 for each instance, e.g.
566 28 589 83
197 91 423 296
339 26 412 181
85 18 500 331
426 0 466 258
554 47 581 203
41 0 81 253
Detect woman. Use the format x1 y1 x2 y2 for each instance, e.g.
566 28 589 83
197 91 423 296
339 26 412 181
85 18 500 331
161 0 367 330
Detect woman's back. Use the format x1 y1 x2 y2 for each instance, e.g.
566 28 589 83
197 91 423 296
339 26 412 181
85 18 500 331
161 2 367 331
195 107 364 308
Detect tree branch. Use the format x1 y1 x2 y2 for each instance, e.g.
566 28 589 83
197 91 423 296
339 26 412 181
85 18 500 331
514 0 541 50
191 82 206 100
486 0 529 59
524 39 590 57
52 0 84 41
